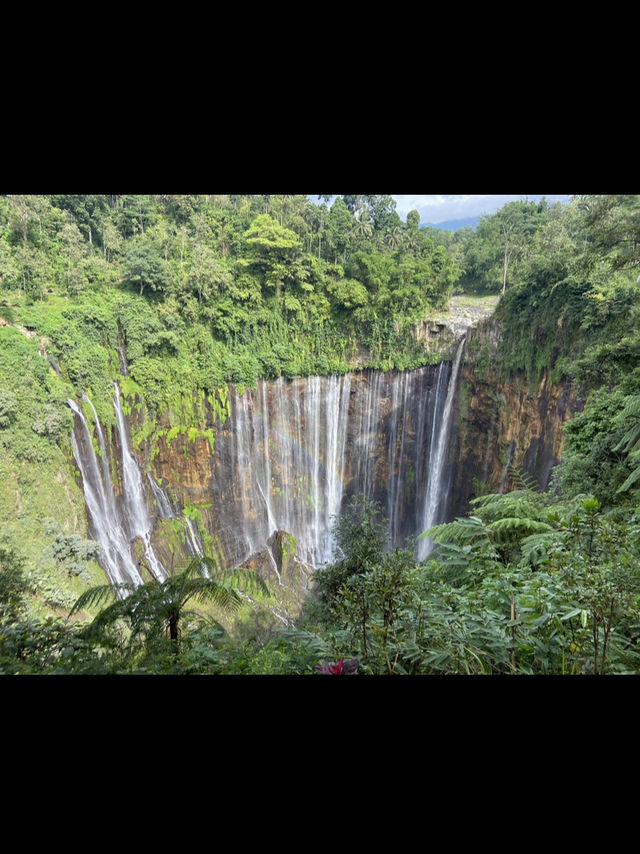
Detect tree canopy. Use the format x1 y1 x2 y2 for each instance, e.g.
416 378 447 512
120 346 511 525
3 193 640 675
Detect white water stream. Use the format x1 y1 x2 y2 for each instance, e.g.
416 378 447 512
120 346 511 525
69 346 466 584
68 384 207 587
416 337 466 560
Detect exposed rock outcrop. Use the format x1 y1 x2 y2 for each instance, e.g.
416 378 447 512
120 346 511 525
239 530 316 623
448 314 583 515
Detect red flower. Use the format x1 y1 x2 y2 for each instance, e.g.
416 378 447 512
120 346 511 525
314 657 359 675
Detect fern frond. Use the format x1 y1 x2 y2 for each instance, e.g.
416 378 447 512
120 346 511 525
507 466 538 492
613 422 640 453
68 583 134 619
488 517 552 536
519 531 563 565
190 581 244 613
420 516 489 546
223 567 271 598
613 395 640 452
616 462 640 493
471 492 546 526
471 489 541 509
617 395 640 418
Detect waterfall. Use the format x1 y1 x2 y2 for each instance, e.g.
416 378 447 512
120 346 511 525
221 374 352 567
211 353 464 568
147 474 175 518
67 386 168 587
113 384 167 582
69 345 467 587
67 398 145 587
416 336 466 560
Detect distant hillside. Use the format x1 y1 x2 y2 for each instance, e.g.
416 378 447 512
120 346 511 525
421 216 480 232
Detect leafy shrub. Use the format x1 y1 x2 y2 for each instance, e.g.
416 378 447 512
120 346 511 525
0 389 17 428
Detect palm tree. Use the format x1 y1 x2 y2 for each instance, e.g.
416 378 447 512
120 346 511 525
351 209 374 244
68 557 270 657
404 230 420 254
385 225 404 252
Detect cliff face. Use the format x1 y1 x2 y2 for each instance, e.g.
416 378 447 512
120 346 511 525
103 302 580 609
448 316 582 516
134 366 456 570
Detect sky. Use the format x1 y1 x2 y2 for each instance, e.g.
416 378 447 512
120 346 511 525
391 194 573 224
309 195 573 225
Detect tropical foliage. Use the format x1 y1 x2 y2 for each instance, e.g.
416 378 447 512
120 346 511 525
2 194 640 674
0 194 459 410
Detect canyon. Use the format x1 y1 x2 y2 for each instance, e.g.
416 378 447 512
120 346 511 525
67 307 581 623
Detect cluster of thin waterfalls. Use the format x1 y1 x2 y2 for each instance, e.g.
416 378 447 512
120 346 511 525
67 338 465 588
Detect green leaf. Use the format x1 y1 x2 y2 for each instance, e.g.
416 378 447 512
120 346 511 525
560 608 582 621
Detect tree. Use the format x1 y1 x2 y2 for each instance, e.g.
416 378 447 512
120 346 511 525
59 218 88 295
327 197 354 263
122 241 170 297
406 210 421 231
613 394 640 494
577 194 640 273
69 557 270 659
188 244 232 304
8 195 58 248
460 200 548 294
317 495 387 604
309 202 330 258
101 217 123 263
244 214 300 253
366 195 400 234
49 195 109 249
493 201 544 294
114 195 158 238
15 243 51 300
385 224 404 252
243 214 301 306
351 208 374 245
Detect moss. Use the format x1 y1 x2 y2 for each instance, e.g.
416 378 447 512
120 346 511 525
457 377 471 424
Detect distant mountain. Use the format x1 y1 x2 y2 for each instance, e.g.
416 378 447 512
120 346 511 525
421 216 480 232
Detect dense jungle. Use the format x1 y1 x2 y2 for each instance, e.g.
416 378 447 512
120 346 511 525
1 193 639 676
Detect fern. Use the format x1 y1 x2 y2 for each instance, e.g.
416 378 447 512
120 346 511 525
488 517 552 536
507 466 539 492
613 395 640 452
420 515 490 546
519 530 564 566
614 394 640 492
68 583 134 619
471 490 545 522
67 556 271 650
617 462 640 494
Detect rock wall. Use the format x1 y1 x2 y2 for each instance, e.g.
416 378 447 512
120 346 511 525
98 304 582 597
134 365 458 570
448 316 583 516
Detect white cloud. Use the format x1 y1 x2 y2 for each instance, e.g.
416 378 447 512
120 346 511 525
392 194 572 223
309 195 573 224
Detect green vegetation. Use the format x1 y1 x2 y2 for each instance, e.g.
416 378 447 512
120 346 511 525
0 194 460 408
0 193 460 623
2 193 640 674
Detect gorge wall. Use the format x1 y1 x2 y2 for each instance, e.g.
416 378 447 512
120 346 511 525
129 343 465 572
67 308 581 624
448 315 582 517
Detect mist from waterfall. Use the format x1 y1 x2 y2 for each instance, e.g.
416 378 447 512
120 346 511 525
210 349 464 568
69 347 465 585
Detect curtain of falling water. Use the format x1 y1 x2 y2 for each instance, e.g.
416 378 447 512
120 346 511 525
69 349 465 581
